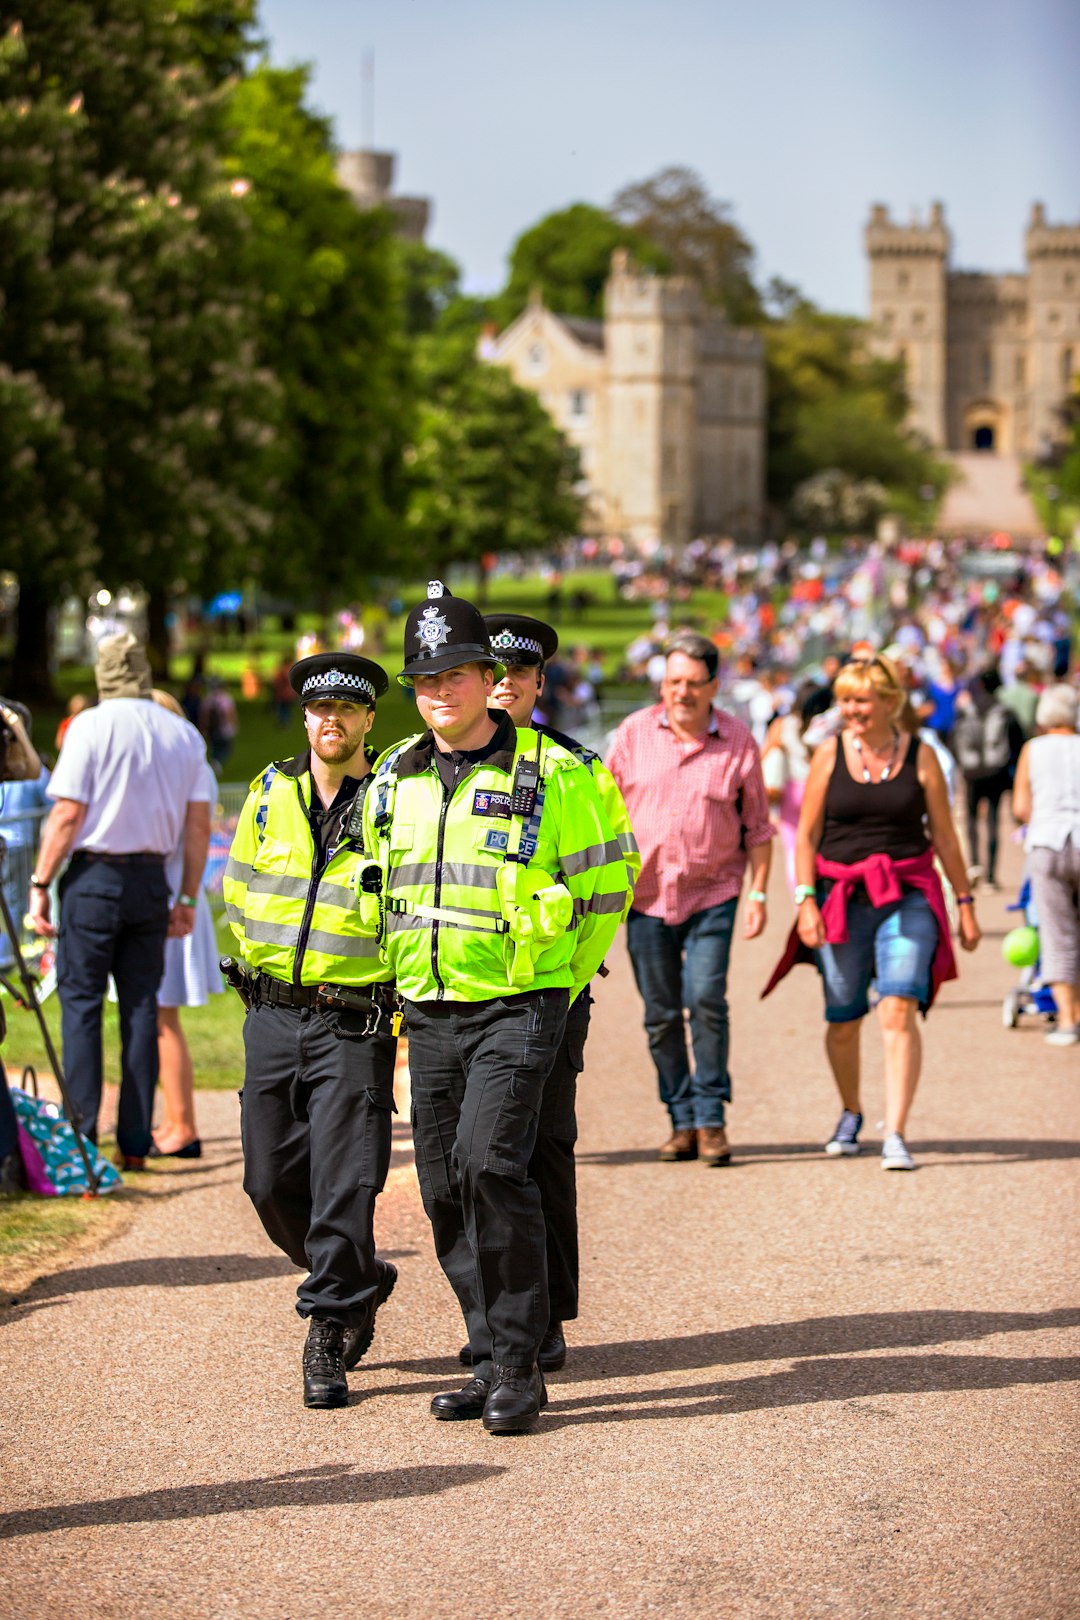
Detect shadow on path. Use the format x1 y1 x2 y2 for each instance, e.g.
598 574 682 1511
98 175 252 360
542 1351 1080 1430
577 1139 1080 1168
378 1306 1080 1382
0 1462 506 1539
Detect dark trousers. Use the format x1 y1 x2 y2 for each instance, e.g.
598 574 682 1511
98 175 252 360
966 771 1011 884
531 993 590 1324
57 857 169 1157
406 988 569 1379
626 899 737 1130
241 1002 396 1326
0 1077 16 1162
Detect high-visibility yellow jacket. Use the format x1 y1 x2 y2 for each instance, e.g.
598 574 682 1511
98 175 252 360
364 715 627 1003
536 722 640 913
223 753 390 988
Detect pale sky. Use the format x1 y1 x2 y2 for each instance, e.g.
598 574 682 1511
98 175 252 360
257 0 1079 318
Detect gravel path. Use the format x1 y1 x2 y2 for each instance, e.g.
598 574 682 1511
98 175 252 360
3 836 1078 1619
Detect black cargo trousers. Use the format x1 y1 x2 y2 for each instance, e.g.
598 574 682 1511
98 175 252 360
240 1001 397 1325
405 986 569 1380
531 990 591 1325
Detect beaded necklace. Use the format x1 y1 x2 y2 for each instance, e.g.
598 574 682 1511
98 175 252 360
851 727 901 784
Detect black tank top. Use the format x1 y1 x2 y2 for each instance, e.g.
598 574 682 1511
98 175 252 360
818 734 930 864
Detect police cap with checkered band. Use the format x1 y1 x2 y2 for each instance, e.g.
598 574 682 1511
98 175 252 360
398 581 505 686
289 652 389 707
483 613 559 669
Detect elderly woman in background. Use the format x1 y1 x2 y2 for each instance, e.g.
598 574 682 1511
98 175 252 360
765 655 980 1170
1011 684 1080 1047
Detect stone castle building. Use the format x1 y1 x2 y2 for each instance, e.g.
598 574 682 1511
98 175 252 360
336 149 430 241
487 250 766 545
866 202 1080 457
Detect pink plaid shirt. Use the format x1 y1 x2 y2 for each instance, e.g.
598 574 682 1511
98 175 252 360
607 703 775 926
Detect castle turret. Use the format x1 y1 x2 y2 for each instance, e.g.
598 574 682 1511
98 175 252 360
865 203 950 447
336 148 430 242
604 252 700 545
1025 203 1080 454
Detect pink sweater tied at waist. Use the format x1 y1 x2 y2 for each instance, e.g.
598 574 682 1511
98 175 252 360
762 847 957 1013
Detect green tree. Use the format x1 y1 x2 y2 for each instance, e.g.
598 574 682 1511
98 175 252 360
223 63 410 623
0 1 278 690
405 331 583 591
611 166 763 325
764 301 948 523
493 203 668 329
394 238 462 336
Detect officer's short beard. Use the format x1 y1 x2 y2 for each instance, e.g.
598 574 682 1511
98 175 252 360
310 730 364 767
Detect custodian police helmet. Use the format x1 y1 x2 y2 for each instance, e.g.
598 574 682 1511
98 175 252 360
398 581 505 687
483 613 559 668
289 651 389 707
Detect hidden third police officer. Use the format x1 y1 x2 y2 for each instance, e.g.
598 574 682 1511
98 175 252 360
365 584 627 1434
223 653 399 1410
467 612 640 1373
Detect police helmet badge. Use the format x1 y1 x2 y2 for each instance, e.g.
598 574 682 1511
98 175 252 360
416 604 451 657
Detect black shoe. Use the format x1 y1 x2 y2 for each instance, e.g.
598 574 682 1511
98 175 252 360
0 1152 26 1197
458 1342 475 1367
343 1260 398 1370
431 1375 492 1421
302 1317 348 1409
538 1321 567 1372
147 1138 202 1159
482 1363 548 1435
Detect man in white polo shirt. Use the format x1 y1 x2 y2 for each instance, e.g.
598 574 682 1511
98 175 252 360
28 634 210 1169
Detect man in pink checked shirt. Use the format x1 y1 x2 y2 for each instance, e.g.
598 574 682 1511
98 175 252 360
607 633 774 1167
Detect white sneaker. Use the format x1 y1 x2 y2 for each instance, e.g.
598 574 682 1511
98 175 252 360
881 1131 915 1171
1045 1026 1080 1046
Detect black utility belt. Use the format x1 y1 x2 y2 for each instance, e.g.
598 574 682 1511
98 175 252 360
250 975 385 1013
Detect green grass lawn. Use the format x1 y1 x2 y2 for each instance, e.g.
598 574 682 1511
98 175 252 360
4 981 246 1094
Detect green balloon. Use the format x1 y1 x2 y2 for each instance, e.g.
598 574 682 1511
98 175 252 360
1002 926 1040 968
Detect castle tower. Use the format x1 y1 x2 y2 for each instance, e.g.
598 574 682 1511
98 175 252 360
336 149 430 242
1025 203 1080 455
604 250 700 545
865 203 950 447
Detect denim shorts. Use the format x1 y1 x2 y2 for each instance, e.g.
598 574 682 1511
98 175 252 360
815 886 939 1023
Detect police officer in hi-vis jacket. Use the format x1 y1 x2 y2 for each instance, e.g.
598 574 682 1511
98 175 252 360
460 611 640 1375
223 653 399 1411
365 584 626 1434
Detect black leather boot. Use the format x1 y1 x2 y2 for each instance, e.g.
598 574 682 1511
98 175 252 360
343 1260 398 1370
302 1317 348 1409
482 1364 548 1434
538 1320 567 1372
431 1375 491 1421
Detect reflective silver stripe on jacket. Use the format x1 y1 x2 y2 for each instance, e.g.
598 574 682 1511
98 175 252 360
387 861 500 892
225 856 254 885
383 909 504 936
559 838 624 877
572 890 628 918
233 917 379 957
616 830 639 855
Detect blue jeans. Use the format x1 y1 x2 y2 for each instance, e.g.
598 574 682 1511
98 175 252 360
626 900 737 1130
57 857 169 1156
815 886 939 1022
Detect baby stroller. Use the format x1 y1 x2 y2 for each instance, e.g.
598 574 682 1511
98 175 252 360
1001 877 1058 1029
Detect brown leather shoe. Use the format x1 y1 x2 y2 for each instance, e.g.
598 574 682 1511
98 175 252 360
699 1126 731 1167
658 1128 698 1162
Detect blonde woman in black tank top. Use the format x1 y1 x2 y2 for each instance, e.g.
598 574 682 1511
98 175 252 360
793 656 980 1170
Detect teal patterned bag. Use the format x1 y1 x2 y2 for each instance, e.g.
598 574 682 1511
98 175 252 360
10 1069 121 1196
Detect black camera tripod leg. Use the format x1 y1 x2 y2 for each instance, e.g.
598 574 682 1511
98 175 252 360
0 883 101 1194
